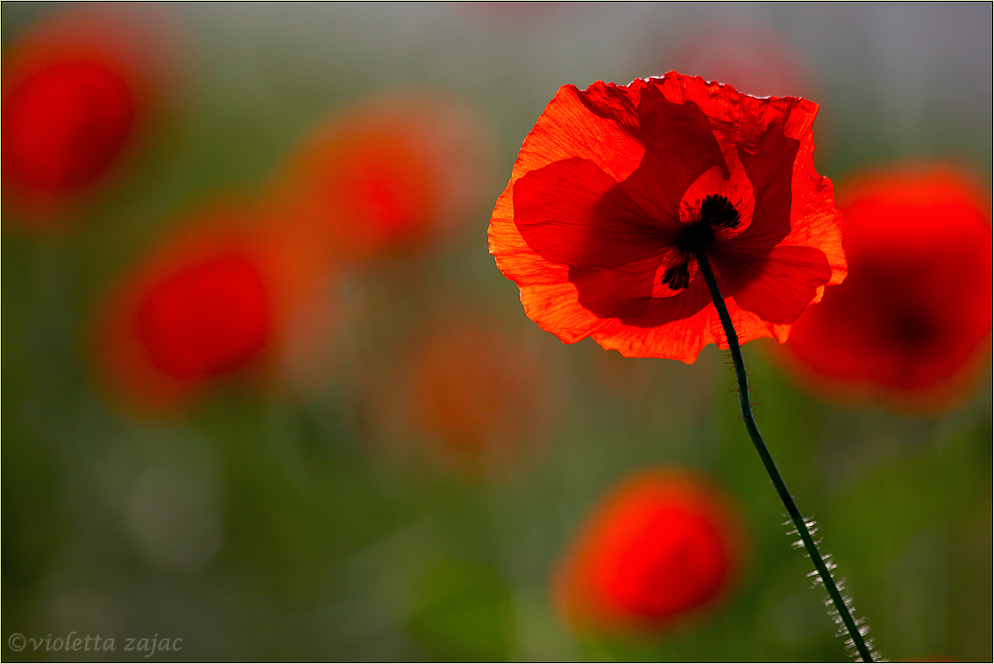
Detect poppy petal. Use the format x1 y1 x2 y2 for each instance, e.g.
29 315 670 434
569 256 709 324
733 123 797 250
616 83 728 222
715 244 832 325
515 82 646 182
513 157 663 269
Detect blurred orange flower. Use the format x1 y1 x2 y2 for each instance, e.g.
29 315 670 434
554 469 745 635
2 4 183 228
92 202 336 413
398 317 559 475
263 93 490 262
783 166 993 411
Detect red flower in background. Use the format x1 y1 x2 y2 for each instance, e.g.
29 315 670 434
92 203 336 413
263 93 490 262
3 60 135 195
669 25 817 100
554 469 745 634
93 210 272 410
2 5 183 228
783 167 993 409
489 72 846 363
134 254 270 381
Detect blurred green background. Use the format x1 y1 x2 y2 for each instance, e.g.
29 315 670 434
3 2 991 661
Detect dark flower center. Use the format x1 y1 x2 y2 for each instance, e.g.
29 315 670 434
676 195 740 253
661 195 740 291
890 309 936 349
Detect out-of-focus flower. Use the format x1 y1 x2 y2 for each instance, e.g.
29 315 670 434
93 208 272 411
135 252 269 381
488 72 845 363
390 317 558 475
554 469 745 635
3 60 134 200
2 5 183 228
782 166 993 410
668 25 816 100
663 25 837 168
92 202 336 413
263 93 491 262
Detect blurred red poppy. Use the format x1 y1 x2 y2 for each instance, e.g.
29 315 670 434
92 202 335 413
2 5 183 228
783 166 993 410
93 209 271 410
264 93 490 262
554 469 745 635
3 60 135 196
489 72 846 363
669 25 816 100
135 254 269 381
399 318 558 475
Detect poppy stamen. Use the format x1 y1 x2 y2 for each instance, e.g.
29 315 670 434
700 194 740 229
675 195 740 256
660 261 690 290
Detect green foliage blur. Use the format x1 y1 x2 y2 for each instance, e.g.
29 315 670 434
3 3 991 662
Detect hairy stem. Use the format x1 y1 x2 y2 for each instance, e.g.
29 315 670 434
692 245 874 662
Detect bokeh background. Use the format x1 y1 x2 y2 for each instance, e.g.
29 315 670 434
3 2 991 661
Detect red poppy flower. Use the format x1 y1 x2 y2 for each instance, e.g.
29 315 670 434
488 72 846 363
3 59 135 196
782 166 993 409
134 253 269 381
93 206 276 411
94 202 342 413
554 469 745 634
263 93 490 262
2 5 183 228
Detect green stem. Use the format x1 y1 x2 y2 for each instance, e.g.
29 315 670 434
692 245 874 663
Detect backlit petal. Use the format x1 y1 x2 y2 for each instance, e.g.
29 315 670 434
513 157 663 269
489 72 845 362
714 244 832 324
